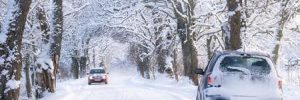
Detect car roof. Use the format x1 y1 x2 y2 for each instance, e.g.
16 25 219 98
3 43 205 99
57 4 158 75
215 50 271 58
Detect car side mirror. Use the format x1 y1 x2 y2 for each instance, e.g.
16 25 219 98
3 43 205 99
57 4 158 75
194 68 204 75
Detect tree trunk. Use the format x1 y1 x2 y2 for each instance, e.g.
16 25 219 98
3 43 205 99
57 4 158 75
92 48 96 69
81 38 90 77
157 48 167 73
0 0 32 99
137 61 145 78
72 57 79 79
144 56 151 79
173 0 199 85
37 5 50 44
35 69 46 98
30 43 38 99
80 57 87 78
206 36 213 59
134 43 154 79
128 44 145 78
172 48 179 82
272 31 283 65
226 0 242 50
49 0 63 93
272 0 289 65
25 53 33 98
34 5 51 98
181 38 199 85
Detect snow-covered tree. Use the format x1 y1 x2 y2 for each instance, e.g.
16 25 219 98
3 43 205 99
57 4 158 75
223 0 242 50
169 0 199 85
0 0 7 29
271 0 300 65
0 0 32 99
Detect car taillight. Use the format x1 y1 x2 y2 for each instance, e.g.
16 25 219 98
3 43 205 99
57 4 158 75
278 80 283 90
207 75 214 85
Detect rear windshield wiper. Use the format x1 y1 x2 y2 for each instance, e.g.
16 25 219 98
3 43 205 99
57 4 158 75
227 66 251 75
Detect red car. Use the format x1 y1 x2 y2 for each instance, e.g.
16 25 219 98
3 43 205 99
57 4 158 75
87 68 108 85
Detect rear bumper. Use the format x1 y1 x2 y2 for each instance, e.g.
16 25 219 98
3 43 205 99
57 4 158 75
205 94 282 100
88 79 107 83
204 87 283 100
205 95 230 100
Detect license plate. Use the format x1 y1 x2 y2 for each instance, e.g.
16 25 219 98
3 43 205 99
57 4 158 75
94 79 101 81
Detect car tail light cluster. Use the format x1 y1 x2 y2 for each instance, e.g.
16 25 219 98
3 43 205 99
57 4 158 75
207 75 221 87
207 75 214 85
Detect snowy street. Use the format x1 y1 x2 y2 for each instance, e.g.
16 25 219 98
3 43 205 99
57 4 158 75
1 0 300 100
41 68 197 100
39 67 300 100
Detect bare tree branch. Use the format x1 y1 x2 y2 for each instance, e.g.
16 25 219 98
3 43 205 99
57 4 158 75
196 29 221 40
64 3 90 17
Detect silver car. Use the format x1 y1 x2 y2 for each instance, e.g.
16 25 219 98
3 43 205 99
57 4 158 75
87 68 108 85
195 51 283 100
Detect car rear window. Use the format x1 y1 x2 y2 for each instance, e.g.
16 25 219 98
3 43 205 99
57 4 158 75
90 69 105 74
219 56 271 75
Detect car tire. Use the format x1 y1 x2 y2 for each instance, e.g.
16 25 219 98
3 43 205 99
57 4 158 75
105 81 108 84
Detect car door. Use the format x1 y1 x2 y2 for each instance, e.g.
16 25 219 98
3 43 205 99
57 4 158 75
196 53 220 100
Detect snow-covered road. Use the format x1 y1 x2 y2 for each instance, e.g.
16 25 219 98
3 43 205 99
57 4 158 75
41 68 197 100
39 67 300 100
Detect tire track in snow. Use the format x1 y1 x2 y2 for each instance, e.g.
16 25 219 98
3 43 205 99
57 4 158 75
127 77 194 100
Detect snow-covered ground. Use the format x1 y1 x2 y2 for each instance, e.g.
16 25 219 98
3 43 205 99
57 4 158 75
38 66 300 100
284 84 300 100
41 67 197 100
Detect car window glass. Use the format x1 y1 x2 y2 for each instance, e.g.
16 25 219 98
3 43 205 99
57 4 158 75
219 56 271 75
205 54 216 73
90 69 105 74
